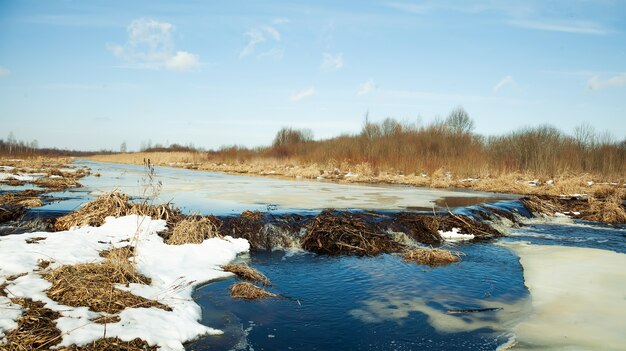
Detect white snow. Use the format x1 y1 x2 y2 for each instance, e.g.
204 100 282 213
49 175 63 179
438 228 474 241
0 173 38 181
0 215 249 350
0 166 15 171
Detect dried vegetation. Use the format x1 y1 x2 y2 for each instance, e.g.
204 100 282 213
165 215 221 245
229 282 277 300
402 248 461 266
54 191 181 231
223 263 270 286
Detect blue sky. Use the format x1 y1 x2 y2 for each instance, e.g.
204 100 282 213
0 0 625 151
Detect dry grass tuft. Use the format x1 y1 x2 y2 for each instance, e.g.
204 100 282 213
54 191 181 231
90 315 122 324
402 248 461 266
583 193 626 224
60 337 157 351
166 216 221 245
223 263 270 286
43 252 169 314
0 189 45 208
33 177 81 191
3 298 62 350
229 282 277 300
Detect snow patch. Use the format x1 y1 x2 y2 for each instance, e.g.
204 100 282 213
438 228 474 241
0 215 249 350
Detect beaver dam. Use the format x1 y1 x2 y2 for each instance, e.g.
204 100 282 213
1 160 625 350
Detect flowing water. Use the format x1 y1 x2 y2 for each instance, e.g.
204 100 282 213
2 160 625 350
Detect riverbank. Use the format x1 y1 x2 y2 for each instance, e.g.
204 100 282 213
86 152 626 201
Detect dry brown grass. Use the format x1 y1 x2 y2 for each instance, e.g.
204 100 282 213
33 177 81 191
0 190 45 208
2 298 62 350
87 152 207 166
583 193 626 224
54 191 181 231
402 248 461 266
222 264 270 286
229 282 277 300
59 338 157 351
42 252 169 314
166 216 221 245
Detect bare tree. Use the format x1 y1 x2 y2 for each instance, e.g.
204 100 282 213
120 141 127 153
445 106 475 134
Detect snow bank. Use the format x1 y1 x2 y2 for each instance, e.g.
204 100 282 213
505 243 626 350
0 173 39 181
438 228 475 241
0 215 249 350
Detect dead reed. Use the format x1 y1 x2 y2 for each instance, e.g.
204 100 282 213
402 248 461 266
583 193 626 224
301 210 405 256
520 196 565 216
43 252 169 314
0 189 45 208
59 338 157 351
33 177 81 191
2 298 62 350
229 282 277 300
54 191 181 231
166 216 221 245
222 263 270 286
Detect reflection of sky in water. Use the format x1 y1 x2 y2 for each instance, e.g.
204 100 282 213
192 244 529 350
35 160 502 215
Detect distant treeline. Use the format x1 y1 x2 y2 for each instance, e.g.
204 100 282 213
0 133 113 157
208 107 626 178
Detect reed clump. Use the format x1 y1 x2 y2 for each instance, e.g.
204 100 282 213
0 205 26 223
229 282 277 300
223 263 270 286
402 248 461 266
54 191 181 231
165 216 221 245
0 189 45 208
301 210 405 256
2 298 62 350
520 196 565 216
60 338 157 351
33 177 81 191
583 193 626 224
43 251 169 314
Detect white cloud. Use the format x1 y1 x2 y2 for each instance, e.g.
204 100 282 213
272 18 291 25
357 80 376 96
588 73 626 91
321 53 344 72
108 18 200 71
239 26 281 59
166 51 200 71
508 19 608 35
0 66 10 78
290 87 316 101
493 76 516 93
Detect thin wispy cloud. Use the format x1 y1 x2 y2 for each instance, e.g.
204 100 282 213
108 18 200 71
493 76 516 93
507 19 608 35
290 87 317 101
357 80 376 96
588 73 626 91
321 53 344 72
239 25 281 59
0 66 10 78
